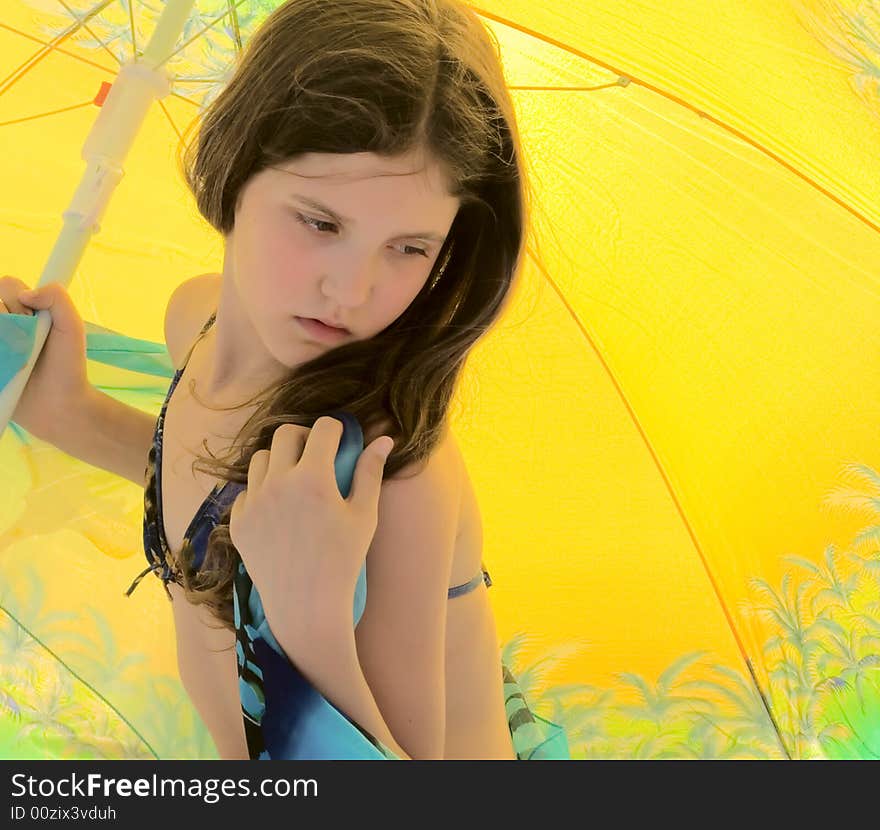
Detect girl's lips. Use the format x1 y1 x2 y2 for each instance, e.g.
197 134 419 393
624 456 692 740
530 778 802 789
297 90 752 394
295 316 350 342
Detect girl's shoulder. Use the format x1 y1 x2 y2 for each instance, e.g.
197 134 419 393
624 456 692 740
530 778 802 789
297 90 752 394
164 272 222 370
364 418 460 482
375 425 465 541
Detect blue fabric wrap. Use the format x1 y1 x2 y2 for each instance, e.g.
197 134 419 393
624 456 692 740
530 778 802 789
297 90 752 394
251 635 389 760
233 410 388 759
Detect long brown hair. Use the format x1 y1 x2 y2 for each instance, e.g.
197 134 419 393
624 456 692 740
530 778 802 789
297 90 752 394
170 0 534 632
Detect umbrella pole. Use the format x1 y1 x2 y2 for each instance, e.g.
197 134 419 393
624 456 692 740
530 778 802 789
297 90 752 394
0 0 197 437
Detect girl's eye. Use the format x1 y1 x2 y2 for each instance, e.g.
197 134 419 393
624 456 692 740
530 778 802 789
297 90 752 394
296 212 430 258
397 244 429 258
296 213 338 234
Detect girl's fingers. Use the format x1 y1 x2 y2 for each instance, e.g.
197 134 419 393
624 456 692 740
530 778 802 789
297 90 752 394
0 296 33 316
349 435 393 511
297 416 344 483
267 422 308 479
247 448 271 490
17 284 82 337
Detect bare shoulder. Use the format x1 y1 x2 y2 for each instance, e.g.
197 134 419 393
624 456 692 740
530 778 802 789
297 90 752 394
440 423 466 483
358 415 462 528
364 418 460 481
370 422 463 580
164 272 222 369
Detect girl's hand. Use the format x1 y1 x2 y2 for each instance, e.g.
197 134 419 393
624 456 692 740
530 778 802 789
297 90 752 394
229 416 394 632
0 277 91 442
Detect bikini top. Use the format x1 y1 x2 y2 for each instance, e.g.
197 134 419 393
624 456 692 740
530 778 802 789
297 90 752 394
124 312 238 601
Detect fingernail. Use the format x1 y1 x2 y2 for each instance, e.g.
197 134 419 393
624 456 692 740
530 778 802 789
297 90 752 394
379 437 394 459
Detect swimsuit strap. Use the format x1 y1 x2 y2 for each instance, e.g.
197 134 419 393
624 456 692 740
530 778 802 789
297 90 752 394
125 309 220 599
447 568 492 598
179 310 217 373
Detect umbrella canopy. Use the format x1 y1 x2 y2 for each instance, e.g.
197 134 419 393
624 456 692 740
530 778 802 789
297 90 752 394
0 0 878 760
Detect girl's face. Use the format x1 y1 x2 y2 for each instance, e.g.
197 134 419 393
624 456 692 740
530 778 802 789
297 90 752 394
224 149 461 368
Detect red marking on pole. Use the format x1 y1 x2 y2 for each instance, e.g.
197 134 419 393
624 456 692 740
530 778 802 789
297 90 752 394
94 81 112 107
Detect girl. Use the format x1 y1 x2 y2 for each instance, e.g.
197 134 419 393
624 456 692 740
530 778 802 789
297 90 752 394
1 0 565 760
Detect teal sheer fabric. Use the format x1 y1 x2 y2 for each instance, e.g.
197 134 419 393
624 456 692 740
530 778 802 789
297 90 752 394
0 313 176 393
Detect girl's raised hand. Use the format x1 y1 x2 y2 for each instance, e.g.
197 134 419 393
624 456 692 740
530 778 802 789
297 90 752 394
0 277 91 442
229 416 394 634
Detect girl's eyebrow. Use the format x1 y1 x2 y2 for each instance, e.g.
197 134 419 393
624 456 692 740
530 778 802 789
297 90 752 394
291 194 447 242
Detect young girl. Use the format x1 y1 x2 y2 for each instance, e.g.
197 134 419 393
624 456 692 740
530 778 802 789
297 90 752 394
1 0 565 760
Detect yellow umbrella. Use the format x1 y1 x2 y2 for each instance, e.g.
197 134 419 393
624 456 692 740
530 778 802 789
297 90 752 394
0 0 878 759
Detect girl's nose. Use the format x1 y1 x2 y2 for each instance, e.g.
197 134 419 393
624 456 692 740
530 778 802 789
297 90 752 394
322 258 377 307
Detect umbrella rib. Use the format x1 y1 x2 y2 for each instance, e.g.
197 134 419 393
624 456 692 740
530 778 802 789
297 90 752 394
155 0 253 69
127 0 138 61
0 99 96 128
226 0 244 53
508 83 625 92
0 603 161 760
0 0 118 97
524 244 792 759
0 22 115 81
473 7 880 238
170 77 229 84
0 1 243 107
149 1 250 137
0 25 204 132
54 0 125 68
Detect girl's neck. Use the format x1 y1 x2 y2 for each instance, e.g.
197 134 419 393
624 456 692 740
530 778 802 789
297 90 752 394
185 317 276 414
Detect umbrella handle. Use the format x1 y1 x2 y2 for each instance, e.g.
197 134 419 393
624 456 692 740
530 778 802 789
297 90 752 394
0 0 198 439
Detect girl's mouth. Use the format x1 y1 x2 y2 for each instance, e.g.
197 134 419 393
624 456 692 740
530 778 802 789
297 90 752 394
295 316 350 342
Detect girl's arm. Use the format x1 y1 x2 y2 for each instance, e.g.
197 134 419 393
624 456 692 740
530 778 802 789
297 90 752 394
49 386 157 486
270 609 414 759
263 438 458 760
352 442 458 759
3 280 156 486
32 272 218 487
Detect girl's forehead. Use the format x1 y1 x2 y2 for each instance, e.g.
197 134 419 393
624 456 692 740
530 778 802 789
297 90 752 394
271 151 453 191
